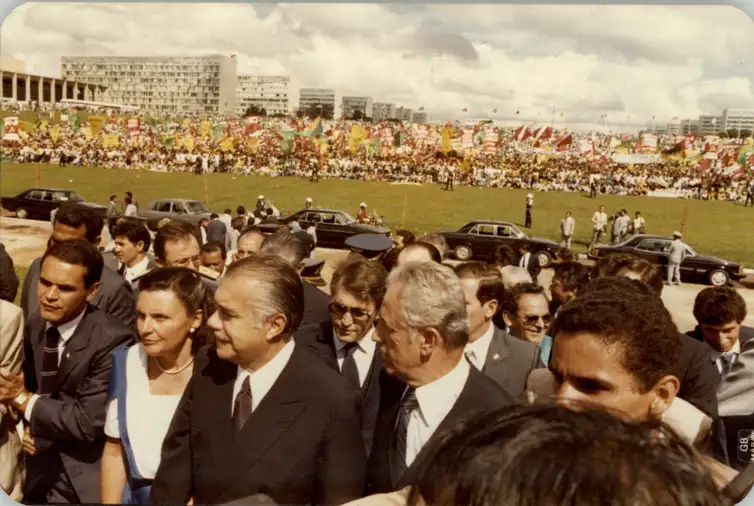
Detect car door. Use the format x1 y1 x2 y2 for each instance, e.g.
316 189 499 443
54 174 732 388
40 190 57 217
315 212 341 248
24 190 44 218
634 239 669 268
469 224 500 260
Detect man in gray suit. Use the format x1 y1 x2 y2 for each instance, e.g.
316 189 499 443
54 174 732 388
455 262 541 400
21 203 136 329
667 231 687 285
0 240 134 503
206 213 227 245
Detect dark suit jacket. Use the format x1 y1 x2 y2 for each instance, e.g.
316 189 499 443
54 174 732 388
365 365 515 495
295 320 382 455
149 344 366 506
672 332 721 417
23 305 135 503
302 282 331 327
0 242 19 303
521 252 541 281
21 256 136 330
481 325 541 401
207 219 227 244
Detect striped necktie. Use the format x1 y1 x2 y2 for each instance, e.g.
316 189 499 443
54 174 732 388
390 387 419 487
40 326 61 395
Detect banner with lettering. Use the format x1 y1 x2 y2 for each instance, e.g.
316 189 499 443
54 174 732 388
2 116 20 141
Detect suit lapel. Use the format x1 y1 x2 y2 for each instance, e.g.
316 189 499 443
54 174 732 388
313 321 339 371
203 354 238 472
56 306 96 386
214 347 308 493
482 327 510 378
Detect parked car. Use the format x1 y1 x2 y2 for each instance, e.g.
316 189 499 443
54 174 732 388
439 220 560 266
257 209 390 249
138 199 212 227
588 234 744 286
1 188 106 220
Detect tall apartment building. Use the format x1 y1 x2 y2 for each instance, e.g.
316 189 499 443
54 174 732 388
60 55 237 116
395 107 414 122
665 122 681 135
372 102 396 121
298 88 335 118
721 108 754 133
412 111 428 123
680 119 699 135
698 114 723 134
236 75 289 116
342 96 373 119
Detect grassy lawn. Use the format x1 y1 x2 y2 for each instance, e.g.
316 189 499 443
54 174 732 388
1 162 752 265
13 264 28 306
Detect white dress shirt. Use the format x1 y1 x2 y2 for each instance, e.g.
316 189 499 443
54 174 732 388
24 309 87 421
717 340 741 375
519 252 531 269
333 327 377 388
464 322 495 370
121 255 150 284
124 204 138 217
405 357 470 467
232 340 295 415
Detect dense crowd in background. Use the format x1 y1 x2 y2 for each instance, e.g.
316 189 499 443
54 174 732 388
2 101 753 202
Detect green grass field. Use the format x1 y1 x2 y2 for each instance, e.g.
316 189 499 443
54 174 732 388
1 162 752 265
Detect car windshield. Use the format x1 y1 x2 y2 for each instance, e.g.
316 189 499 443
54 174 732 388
340 212 356 224
185 201 209 214
62 191 82 202
685 245 697 256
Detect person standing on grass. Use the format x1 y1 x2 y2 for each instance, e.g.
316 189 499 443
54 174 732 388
524 193 533 229
633 211 646 234
107 196 119 220
559 211 575 249
590 205 608 248
667 231 686 286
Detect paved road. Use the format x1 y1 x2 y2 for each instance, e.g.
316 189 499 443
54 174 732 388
4 217 753 333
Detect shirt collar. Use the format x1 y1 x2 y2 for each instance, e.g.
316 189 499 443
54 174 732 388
465 322 495 365
414 357 470 428
238 339 296 400
124 255 149 273
333 326 376 356
45 307 87 344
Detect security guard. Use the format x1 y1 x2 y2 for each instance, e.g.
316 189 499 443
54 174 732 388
345 233 393 263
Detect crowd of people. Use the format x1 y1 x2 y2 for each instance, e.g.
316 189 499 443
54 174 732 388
0 198 754 505
2 102 753 202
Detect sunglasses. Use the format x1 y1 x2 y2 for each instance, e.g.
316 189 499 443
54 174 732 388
329 302 373 321
522 314 553 326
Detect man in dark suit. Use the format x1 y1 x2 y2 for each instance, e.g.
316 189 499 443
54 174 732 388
207 213 227 245
0 240 135 503
259 231 330 326
454 262 541 401
149 256 366 505
296 254 388 455
516 241 541 283
108 220 157 286
21 203 136 329
366 261 515 494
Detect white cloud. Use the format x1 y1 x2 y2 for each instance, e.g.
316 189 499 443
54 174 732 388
1 2 752 131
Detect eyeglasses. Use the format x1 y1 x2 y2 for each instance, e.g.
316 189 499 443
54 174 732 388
329 302 373 321
169 256 201 268
522 314 553 326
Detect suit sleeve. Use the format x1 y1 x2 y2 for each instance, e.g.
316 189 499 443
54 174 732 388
28 324 134 442
149 374 194 504
678 343 720 418
0 246 19 303
103 276 137 330
20 262 35 319
718 340 754 416
0 304 24 424
315 388 367 505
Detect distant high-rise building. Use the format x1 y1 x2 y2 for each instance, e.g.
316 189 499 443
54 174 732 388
60 55 237 116
372 102 396 121
698 114 723 134
298 88 335 119
680 119 699 135
665 121 681 135
395 106 414 122
236 75 289 117
342 96 373 119
721 109 754 134
412 111 428 124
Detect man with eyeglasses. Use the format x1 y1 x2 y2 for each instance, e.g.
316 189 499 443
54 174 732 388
501 282 552 350
296 254 388 456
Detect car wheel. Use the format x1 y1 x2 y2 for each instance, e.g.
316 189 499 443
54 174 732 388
536 250 552 268
454 245 473 261
708 269 730 287
16 208 28 219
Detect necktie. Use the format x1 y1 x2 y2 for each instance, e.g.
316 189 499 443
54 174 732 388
341 342 361 389
465 350 479 370
232 376 252 436
390 387 419 487
720 352 737 380
40 326 61 395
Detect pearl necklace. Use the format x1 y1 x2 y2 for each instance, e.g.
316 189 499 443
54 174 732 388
153 356 194 375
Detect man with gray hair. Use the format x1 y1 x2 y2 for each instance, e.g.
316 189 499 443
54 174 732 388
415 232 449 261
150 256 366 505
365 261 514 494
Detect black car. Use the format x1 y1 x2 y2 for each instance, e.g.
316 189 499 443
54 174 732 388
1 188 107 221
257 209 390 249
588 234 744 286
439 220 560 267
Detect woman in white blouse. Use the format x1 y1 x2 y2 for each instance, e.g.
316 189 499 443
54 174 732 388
100 267 214 504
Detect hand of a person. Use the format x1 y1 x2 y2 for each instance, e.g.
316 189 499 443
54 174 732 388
22 426 37 456
0 370 24 403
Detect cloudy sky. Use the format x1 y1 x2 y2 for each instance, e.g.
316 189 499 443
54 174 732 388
1 2 753 131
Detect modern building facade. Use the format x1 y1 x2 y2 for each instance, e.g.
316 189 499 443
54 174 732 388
721 109 754 134
236 75 289 116
342 96 372 119
298 88 335 118
372 102 396 121
698 115 723 134
60 55 237 116
395 106 414 122
680 119 699 135
412 111 428 124
665 122 681 135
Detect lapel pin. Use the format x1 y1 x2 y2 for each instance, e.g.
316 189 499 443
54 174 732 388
66 352 70 359
493 353 500 360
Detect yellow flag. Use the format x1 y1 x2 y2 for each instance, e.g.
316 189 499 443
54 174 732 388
349 125 368 153
246 138 258 153
50 125 62 141
182 136 194 151
102 134 119 147
88 116 106 135
19 120 35 133
182 118 190 129
39 120 49 134
81 127 93 139
200 120 212 138
441 127 453 153
219 137 234 152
